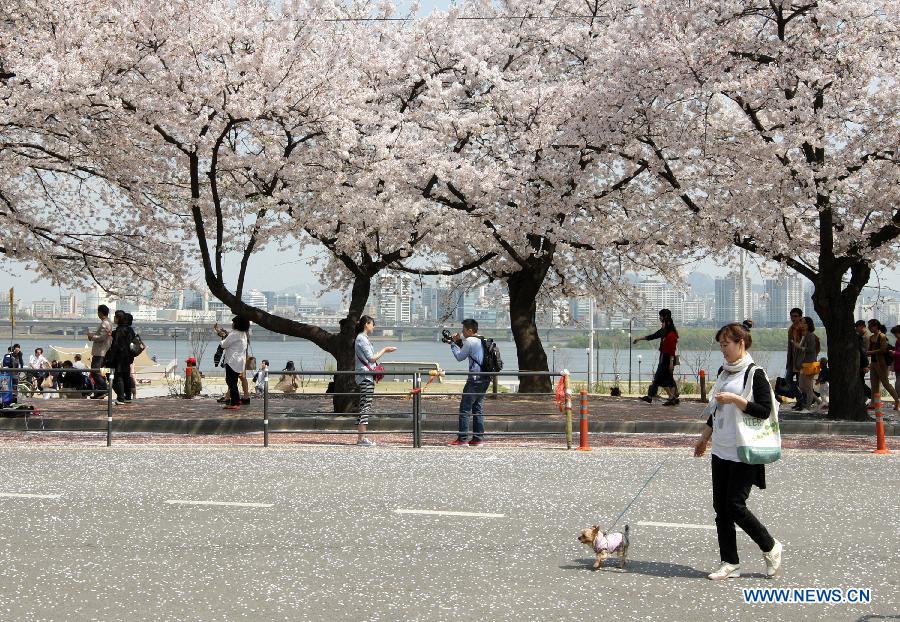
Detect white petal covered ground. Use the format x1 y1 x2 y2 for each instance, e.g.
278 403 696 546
0 446 896 621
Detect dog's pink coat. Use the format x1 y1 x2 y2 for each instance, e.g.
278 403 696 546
594 532 624 553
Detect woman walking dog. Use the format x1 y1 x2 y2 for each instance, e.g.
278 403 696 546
694 323 783 580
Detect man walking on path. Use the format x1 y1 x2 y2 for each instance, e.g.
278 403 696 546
785 308 803 402
86 304 112 399
448 319 489 447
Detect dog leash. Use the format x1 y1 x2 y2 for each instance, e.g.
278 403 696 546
607 460 667 530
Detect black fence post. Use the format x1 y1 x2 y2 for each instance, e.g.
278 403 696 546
263 376 269 447
412 372 421 448
106 372 113 447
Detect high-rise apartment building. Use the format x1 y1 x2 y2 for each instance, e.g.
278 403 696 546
715 274 752 325
764 276 805 327
376 274 413 324
636 280 687 326
31 299 57 318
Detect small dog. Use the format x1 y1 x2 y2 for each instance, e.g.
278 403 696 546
578 524 630 570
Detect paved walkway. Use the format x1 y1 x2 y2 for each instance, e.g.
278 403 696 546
0 446 896 620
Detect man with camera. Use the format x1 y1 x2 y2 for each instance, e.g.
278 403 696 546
445 319 489 446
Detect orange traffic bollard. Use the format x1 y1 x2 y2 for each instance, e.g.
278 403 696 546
699 369 708 403
873 392 890 454
577 389 592 451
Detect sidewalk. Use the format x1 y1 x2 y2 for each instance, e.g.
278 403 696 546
1 393 895 439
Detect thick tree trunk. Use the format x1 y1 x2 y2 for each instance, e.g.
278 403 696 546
811 271 867 421
507 264 551 394
328 275 371 413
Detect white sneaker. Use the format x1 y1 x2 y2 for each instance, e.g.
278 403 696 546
707 562 741 580
356 438 376 447
763 540 783 578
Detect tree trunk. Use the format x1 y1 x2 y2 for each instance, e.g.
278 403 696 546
811 271 867 421
507 264 551 394
327 274 371 413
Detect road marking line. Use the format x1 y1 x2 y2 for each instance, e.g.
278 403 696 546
0 492 62 499
395 509 505 518
636 521 717 530
165 500 273 508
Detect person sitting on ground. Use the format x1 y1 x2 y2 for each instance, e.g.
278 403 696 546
634 309 681 406
253 360 270 397
274 360 300 394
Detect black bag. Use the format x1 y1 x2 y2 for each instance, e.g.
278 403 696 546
213 345 225 368
478 337 504 373
130 333 146 355
774 376 798 399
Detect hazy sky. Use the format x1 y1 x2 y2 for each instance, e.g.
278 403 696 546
4 0 899 303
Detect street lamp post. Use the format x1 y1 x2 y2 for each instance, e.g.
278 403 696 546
552 346 556 372
637 355 642 395
585 348 590 387
173 329 177 368
628 318 634 394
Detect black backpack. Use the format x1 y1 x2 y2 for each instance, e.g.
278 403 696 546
478 337 504 373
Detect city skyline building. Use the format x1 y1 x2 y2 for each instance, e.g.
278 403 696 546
764 276 805 327
714 274 752 325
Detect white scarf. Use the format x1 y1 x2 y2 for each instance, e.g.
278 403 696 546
704 354 755 417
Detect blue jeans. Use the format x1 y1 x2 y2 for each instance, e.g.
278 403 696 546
458 378 490 441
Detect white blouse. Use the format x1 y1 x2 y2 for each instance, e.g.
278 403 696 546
220 330 248 373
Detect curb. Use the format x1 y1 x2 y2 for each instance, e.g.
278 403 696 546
0 417 894 437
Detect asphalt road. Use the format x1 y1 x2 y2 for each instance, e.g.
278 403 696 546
0 445 897 621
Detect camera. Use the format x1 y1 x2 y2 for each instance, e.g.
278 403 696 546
441 329 453 343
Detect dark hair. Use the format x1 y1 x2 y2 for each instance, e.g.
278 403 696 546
283 360 295 371
232 316 251 332
12 343 20 350
855 320 867 328
891 325 900 336
462 318 479 333
62 360 73 368
803 317 815 332
661 316 678 336
113 309 126 325
262 359 269 366
125 313 134 326
74 354 81 361
868 319 887 334
658 308 672 319
355 315 375 335
790 308 803 317
98 304 109 316
742 319 754 331
35 347 43 354
715 323 753 349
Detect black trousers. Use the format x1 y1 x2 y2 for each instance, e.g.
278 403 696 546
90 355 108 397
112 365 131 402
711 455 775 565
225 365 241 406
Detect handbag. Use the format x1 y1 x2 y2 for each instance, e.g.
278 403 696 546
245 333 256 370
357 354 385 383
801 361 820 376
673 354 681 366
735 365 782 465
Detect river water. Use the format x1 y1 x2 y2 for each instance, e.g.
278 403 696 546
6 337 786 382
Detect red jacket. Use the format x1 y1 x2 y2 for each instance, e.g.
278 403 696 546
660 331 678 356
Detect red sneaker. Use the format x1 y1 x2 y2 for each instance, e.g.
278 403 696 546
448 438 468 446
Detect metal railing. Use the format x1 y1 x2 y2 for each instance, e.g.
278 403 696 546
1 367 114 445
2 365 706 448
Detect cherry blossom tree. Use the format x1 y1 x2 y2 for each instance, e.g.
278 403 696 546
1 1 182 296
603 0 900 419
